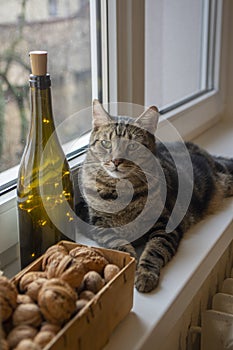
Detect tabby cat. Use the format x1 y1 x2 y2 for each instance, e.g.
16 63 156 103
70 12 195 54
80 100 233 293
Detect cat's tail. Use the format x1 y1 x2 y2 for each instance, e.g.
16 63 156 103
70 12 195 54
214 156 233 196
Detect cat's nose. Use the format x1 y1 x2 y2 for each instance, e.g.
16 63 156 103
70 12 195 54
112 158 123 167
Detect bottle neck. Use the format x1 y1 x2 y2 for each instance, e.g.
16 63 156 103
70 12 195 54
29 74 56 139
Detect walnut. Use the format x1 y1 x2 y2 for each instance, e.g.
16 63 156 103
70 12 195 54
13 303 43 328
52 255 73 277
34 330 55 348
0 276 17 295
46 255 74 280
0 339 9 350
19 272 47 293
42 244 68 271
26 278 47 302
76 299 89 313
60 262 87 288
69 246 103 259
69 246 108 274
38 278 77 325
0 295 13 322
14 339 41 350
0 323 9 350
79 290 95 301
46 258 62 279
104 264 120 282
0 325 6 339
46 255 87 288
40 322 60 334
17 294 34 305
82 271 105 294
0 276 17 321
7 325 37 349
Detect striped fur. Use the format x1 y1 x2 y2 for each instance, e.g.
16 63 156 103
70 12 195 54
80 101 233 292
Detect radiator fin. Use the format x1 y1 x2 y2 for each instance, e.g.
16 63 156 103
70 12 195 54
161 241 233 350
201 276 233 349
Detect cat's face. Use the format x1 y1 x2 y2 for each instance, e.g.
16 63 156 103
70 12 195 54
88 100 159 179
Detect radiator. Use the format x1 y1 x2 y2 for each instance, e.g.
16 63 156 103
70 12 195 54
162 241 233 350
201 272 233 350
187 244 233 350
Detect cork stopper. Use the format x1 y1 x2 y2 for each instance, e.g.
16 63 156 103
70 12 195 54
29 51 48 76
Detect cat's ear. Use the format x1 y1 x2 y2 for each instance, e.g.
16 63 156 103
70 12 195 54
134 106 159 134
92 99 112 128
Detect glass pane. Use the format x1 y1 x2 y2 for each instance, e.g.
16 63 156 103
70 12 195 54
145 0 210 110
0 0 92 173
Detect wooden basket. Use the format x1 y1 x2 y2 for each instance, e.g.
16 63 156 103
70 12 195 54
12 241 136 350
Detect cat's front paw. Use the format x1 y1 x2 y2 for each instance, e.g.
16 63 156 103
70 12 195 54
135 269 159 293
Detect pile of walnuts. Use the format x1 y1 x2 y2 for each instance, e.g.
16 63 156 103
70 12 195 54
0 244 120 350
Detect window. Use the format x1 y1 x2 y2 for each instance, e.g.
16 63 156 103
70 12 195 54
0 0 100 194
108 0 223 140
144 0 223 139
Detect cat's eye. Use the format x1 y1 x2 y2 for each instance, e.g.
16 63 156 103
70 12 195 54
128 143 139 151
101 140 112 149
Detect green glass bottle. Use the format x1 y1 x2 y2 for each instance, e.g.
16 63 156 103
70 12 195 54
17 51 75 268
